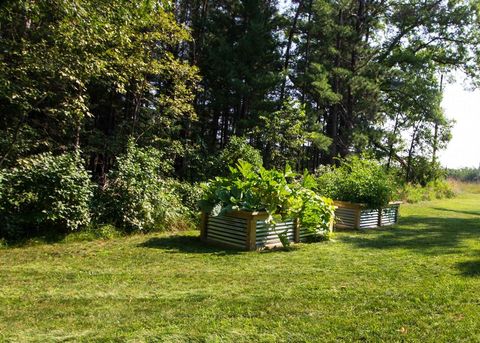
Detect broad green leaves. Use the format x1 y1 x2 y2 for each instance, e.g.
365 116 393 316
200 161 335 241
0 152 93 238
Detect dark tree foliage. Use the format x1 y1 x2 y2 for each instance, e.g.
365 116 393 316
182 0 282 150
1 0 480 184
0 0 198 181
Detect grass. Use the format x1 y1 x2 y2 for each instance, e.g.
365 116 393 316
449 179 480 195
1 191 480 341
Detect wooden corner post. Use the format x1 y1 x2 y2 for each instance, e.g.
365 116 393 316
245 214 257 251
377 207 383 227
354 207 361 229
293 218 300 243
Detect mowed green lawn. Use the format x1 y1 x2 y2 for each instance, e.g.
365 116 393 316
1 190 480 342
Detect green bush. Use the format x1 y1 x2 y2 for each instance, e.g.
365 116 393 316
315 155 397 208
95 141 191 232
400 183 426 203
200 161 335 242
430 180 455 199
216 136 263 175
0 152 93 239
166 179 204 221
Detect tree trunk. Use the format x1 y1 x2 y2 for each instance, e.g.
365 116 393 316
406 122 421 182
279 0 303 103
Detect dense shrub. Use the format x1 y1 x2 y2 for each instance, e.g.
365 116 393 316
166 180 204 219
405 157 446 186
200 161 335 242
95 141 191 232
216 136 263 175
315 155 397 208
0 153 93 239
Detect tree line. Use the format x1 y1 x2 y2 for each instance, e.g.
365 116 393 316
1 0 479 184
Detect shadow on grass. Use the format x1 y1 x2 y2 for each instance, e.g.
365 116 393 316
258 245 300 254
432 207 480 217
138 235 241 255
456 260 480 277
339 215 480 256
138 234 300 254
0 231 70 248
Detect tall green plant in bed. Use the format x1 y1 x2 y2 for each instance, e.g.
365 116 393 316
200 161 335 245
315 155 397 208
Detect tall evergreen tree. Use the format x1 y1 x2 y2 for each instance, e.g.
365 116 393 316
180 0 283 152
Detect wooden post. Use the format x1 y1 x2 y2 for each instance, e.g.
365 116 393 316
200 212 208 241
293 218 300 243
355 207 361 229
245 215 257 251
378 207 383 227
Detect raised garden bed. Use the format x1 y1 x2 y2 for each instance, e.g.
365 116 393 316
200 210 330 251
333 201 402 230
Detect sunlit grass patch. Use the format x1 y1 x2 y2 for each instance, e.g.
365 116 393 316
1 193 480 341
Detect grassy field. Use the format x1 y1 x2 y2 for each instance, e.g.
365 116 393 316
1 187 480 342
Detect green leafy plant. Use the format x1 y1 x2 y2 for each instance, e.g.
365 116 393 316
166 179 204 225
200 161 335 244
95 141 192 232
0 152 93 239
216 136 263 175
315 155 397 208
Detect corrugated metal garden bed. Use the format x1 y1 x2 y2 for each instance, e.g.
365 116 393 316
333 201 402 230
200 210 323 251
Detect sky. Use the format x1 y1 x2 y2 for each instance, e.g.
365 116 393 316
439 79 480 169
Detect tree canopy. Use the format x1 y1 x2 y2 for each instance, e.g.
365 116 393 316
1 0 479 183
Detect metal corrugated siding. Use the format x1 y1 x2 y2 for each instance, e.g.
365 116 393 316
255 220 295 248
359 209 380 228
206 215 247 248
380 205 399 226
298 227 318 241
335 207 357 228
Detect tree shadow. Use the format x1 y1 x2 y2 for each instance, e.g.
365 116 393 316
432 207 480 217
339 215 480 256
0 230 70 248
456 260 480 277
138 235 241 255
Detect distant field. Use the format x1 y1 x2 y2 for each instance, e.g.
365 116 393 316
1 192 480 342
449 180 480 194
